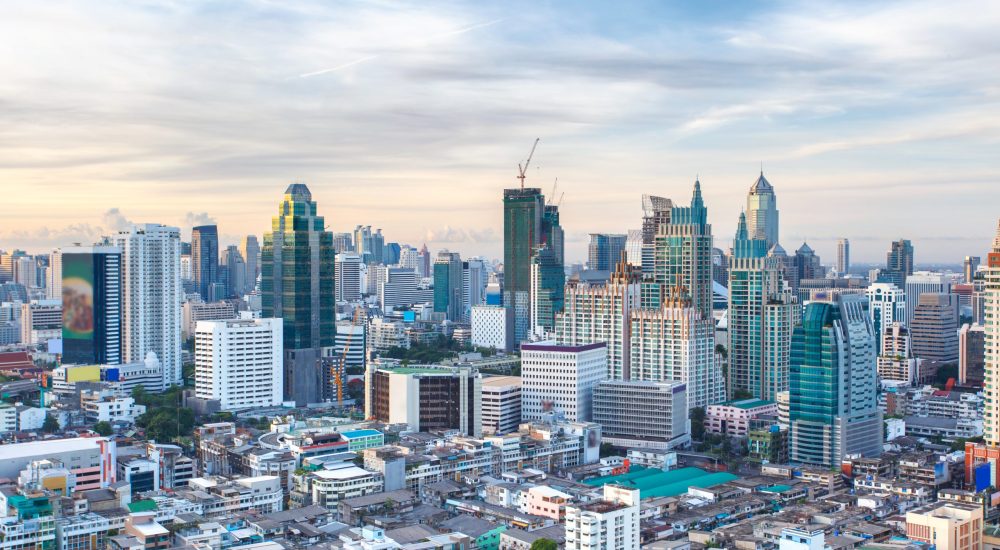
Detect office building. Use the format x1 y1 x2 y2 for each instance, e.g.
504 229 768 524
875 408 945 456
905 272 951 327
588 234 627 271
191 225 219 300
433 250 464 321
195 318 282 411
366 365 482 437
837 238 850 275
335 253 362 302
887 239 915 279
60 245 123 366
418 244 431 279
530 245 564 335
911 293 960 363
564 485 640 550
262 184 336 406
521 342 606 423
222 245 247 298
13 256 36 287
471 305 512 352
867 282 906 354
383 242 401 266
959 323 985 386
182 299 236 339
463 258 487 314
727 211 797 401
877 323 918 385
789 294 882 468
332 232 354 253
504 187 545 345
746 171 779 248
398 245 420 272
240 235 260 290
481 376 522 436
20 299 61 346
115 224 183 386
789 242 823 293
965 256 981 283
593 380 689 450
905 501 983 550
380 267 418 310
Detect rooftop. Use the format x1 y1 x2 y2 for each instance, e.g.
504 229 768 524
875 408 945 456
0 437 107 460
718 398 775 410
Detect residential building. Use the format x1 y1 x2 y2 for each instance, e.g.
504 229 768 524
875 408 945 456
521 342 606 423
114 224 182 386
20 299 61 345
471 305 512 352
905 271 950 327
46 249 62 300
905 501 983 550
366 365 482 437
967 220 1000 486
746 171 779 248
593 379 689 450
789 294 882 467
191 225 219 300
195 318 282 411
877 324 918 385
336 252 363 302
705 399 778 437
564 485 640 550
588 234 627 271
481 376 522 436
80 387 146 424
262 184 336 406
61 245 123 366
867 283 906 354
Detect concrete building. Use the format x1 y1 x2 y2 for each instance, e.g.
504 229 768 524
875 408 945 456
837 238 850 276
593 380 689 450
905 501 983 550
905 271 950 327
911 293 960 363
80 387 146 424
471 305 512 352
705 399 778 437
564 485 640 550
380 267 419 310
967 220 1000 486
779 528 825 550
867 283 906 354
114 224 183 387
481 376 522 436
877 323 918 385
433 251 464 322
588 234 627 271
366 365 482 437
182 299 237 339
0 438 116 491
521 342 607 423
20 299 61 345
959 323 985 385
194 318 283 411
335 253 362 302
61 245 123 366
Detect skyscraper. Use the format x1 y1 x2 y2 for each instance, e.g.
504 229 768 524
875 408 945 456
650 180 713 318
965 256 981 283
910 293 960 363
640 195 672 275
530 245 564 335
790 242 822 293
463 258 487 315
46 249 62 300
837 238 850 276
503 188 544 344
727 212 797 401
61 245 122 366
746 171 779 248
884 239 914 287
789 294 881 467
240 235 260 291
905 271 950 327
433 250 464 321
334 253 362 302
191 225 219 300
222 245 246 298
588 234 627 271
262 184 336 405
418 244 431 279
866 283 906 354
542 204 564 266
114 224 182 387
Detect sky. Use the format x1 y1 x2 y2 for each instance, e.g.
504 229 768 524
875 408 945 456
2 0 999 265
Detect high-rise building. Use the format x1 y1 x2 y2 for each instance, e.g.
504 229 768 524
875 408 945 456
471 305 512 352
480 376 521 436
383 242 401 266
114 224 182 386
194 318 282 411
905 272 950 327
640 195 672 275
380 267 418 310
191 225 219 300
503 188 545 345
521 342 607 423
959 323 985 386
877 323 917 385
649 180 713 318
530 246 564 335
790 242 822 293
866 283 906 354
335 253 362 302
727 212 797 401
366 365 482 437
910 293 960 363
837 238 850 276
965 256 981 283
789 294 881 467
240 235 260 291
13 256 36 287
60 245 123 366
463 258 487 314
21 299 62 346
433 251 464 321
47 249 62 300
746 171 779 248
887 239 914 278
588 234 627 271
418 244 431 279
262 183 336 405
593 379 689 450
222 245 246 298
398 245 420 272
542 203 564 266
182 299 237 339
332 232 353 253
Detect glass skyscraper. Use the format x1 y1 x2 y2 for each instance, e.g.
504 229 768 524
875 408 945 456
503 188 544 344
191 225 219 300
530 245 564 334
746 171 779 248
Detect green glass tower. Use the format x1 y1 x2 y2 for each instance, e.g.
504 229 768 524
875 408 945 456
262 183 336 405
433 251 464 321
530 245 564 333
503 188 544 343
649 180 713 318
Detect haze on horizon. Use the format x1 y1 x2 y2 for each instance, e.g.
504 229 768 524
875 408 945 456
2 0 999 264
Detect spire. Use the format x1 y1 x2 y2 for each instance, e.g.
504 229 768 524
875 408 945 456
749 171 773 194
735 212 748 241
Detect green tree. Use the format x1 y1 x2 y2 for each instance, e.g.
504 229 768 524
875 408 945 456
690 407 706 441
530 539 558 550
599 442 617 458
42 413 60 433
714 343 728 360
93 421 113 436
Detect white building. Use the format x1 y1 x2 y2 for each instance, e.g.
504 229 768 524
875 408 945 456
336 253 363 302
47 249 62 300
905 271 950 327
779 528 824 550
195 318 282 411
564 485 640 550
308 465 384 509
114 224 183 387
20 299 62 345
367 317 408 353
81 388 146 424
481 376 521 436
593 380 689 449
521 342 607 423
471 305 511 352
867 283 906 354
380 267 418 310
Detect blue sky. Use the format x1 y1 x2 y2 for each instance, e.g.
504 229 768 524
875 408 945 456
1 0 998 264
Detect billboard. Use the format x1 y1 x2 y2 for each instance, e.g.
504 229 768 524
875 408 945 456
62 253 95 341
976 462 993 493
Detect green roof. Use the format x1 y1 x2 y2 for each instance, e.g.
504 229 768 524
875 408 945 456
584 466 739 498
721 398 774 410
128 500 159 513
760 484 793 493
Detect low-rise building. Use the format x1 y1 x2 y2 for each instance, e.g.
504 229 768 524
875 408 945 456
705 399 778 437
565 485 640 550
905 501 983 550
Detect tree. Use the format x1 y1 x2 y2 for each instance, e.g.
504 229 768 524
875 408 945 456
690 407 706 441
732 389 754 400
600 442 617 458
42 413 60 433
714 343 728 360
93 421 113 436
530 539 558 550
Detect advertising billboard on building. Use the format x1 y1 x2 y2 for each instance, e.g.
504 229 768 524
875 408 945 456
62 253 95 341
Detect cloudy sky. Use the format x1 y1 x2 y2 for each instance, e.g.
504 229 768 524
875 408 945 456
2 0 999 264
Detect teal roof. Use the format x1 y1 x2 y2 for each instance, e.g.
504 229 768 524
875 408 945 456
584 466 738 498
760 484 793 493
341 429 382 438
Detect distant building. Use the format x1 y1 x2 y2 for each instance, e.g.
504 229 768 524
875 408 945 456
965 256 981 283
182 299 236 339
593 379 689 450
20 299 61 345
481 376 521 436
471 305 512 352
588 234 627 271
836 238 850 275
530 245 564 335
335 253 362 302
194 318 282 411
905 271 950 327
959 323 985 385
746 171 779 248
887 239 915 281
191 225 219 300
433 251 464 322
911 293 960 363
867 283 906 354
521 342 606 423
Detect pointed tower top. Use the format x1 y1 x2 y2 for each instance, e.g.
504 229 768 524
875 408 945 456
735 212 748 241
750 171 773 194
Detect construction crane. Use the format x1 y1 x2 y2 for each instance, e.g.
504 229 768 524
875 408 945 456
333 306 365 407
556 192 565 207
548 178 558 204
517 138 540 190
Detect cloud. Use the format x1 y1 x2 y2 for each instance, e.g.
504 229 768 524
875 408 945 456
101 208 134 233
183 212 217 228
424 226 498 244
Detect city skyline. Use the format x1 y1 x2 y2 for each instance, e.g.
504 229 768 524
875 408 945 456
3 1 999 263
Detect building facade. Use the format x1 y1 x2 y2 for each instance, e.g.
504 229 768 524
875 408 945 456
366 365 482 437
521 342 607 423
481 376 522 436
593 380 689 450
61 245 123 366
194 318 283 411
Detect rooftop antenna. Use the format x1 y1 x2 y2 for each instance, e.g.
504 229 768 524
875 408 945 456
517 138 540 190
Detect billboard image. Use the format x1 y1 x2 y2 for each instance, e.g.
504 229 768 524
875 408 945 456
62 254 95 341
